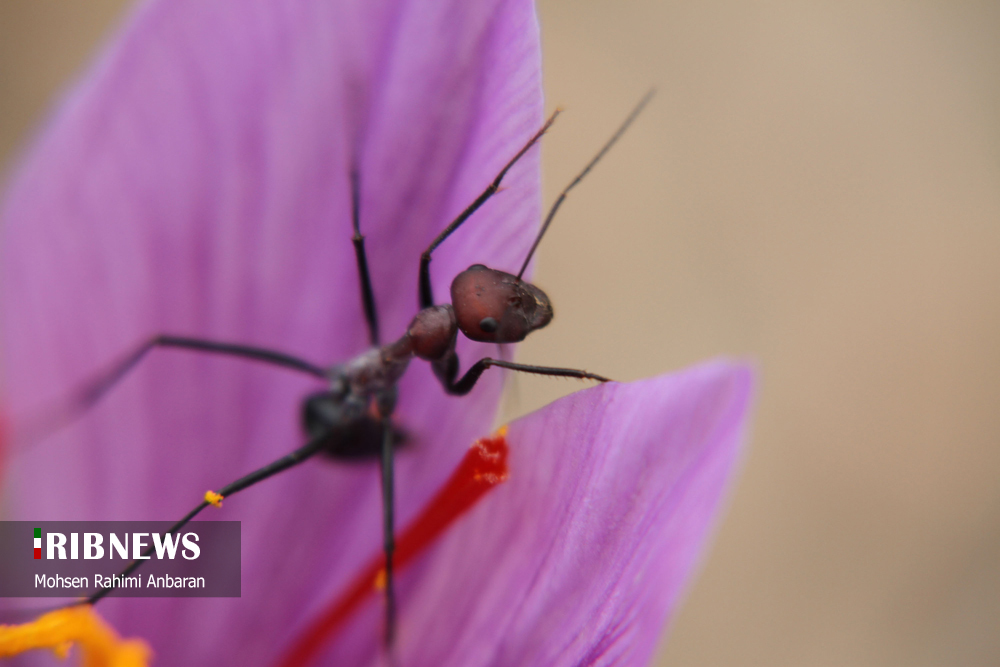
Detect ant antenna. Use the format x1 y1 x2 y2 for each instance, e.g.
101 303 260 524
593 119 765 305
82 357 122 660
517 88 656 279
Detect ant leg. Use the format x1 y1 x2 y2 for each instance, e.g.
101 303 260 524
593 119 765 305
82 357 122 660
17 334 326 446
351 167 381 346
434 354 609 397
379 416 397 649
418 109 561 309
86 435 324 605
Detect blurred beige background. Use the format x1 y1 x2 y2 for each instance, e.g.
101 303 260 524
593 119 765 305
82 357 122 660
2 1 998 665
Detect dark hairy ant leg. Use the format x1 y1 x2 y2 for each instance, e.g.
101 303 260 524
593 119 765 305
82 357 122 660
350 167 381 346
379 415 397 648
351 163 397 644
86 434 326 605
418 109 561 309
434 354 609 397
18 334 327 446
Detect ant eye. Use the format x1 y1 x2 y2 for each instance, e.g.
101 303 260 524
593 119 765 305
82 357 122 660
479 317 498 333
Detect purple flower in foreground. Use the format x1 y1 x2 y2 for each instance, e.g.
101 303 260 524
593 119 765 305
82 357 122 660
0 1 753 666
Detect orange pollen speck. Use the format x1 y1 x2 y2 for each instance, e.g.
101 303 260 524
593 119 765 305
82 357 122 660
276 427 510 667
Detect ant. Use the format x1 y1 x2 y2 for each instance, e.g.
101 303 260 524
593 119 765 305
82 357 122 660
25 90 654 650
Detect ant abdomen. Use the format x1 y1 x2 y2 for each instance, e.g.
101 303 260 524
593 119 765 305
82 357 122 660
302 391 406 460
450 264 553 343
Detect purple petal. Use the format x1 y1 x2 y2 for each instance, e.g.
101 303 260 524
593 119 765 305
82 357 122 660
368 361 751 667
1 0 541 664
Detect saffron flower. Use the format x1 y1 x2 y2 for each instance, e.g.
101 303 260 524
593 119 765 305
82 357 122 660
0 0 753 665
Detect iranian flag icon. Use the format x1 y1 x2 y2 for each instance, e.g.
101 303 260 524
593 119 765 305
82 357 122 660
33 528 41 559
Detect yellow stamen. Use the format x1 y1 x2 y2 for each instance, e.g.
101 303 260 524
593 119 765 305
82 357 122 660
205 490 224 507
0 605 151 666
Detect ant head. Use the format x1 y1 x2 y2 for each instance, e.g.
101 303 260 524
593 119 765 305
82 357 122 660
450 264 553 343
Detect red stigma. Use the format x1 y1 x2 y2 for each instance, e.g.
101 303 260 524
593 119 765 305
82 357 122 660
277 428 509 667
